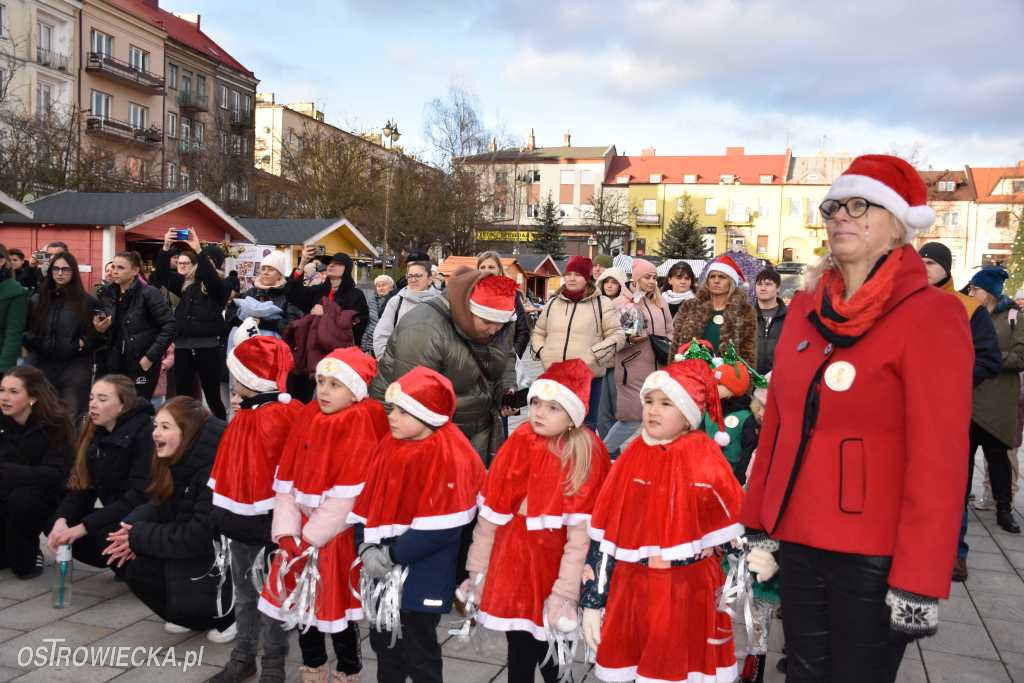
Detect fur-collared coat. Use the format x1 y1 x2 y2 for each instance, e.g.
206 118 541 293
670 287 757 366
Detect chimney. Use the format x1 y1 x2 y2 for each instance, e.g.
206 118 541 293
641 147 656 159
174 12 200 29
526 129 536 151
488 136 497 153
563 130 571 147
725 146 745 156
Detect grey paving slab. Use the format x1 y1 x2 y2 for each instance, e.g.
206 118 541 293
107 662 224 682
89 618 193 652
0 668 20 683
921 650 1012 682
992 534 1024 553
66 594 155 631
11 664 122 682
942 595 984 626
966 536 1005 554
965 569 1024 596
979 617 1024 656
0 593 102 631
0 578 52 603
173 633 233 667
72 574 130 600
1000 650 1024 683
968 552 1017 573
896 657 929 683
0 620 114 671
920 620 1000 660
1005 550 1024 569
971 590 1024 623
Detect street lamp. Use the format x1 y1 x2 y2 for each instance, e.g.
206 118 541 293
383 120 401 149
382 120 401 275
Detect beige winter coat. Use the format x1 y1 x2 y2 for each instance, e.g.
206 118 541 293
530 285 625 377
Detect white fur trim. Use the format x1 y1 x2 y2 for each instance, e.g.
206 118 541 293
290 483 365 509
476 611 564 642
359 506 479 543
587 522 745 563
595 662 738 682
314 357 368 401
469 299 517 323
386 383 448 426
226 348 278 393
640 371 702 430
825 174 934 234
477 494 515 526
209 487 275 515
257 596 363 634
525 513 591 531
527 378 586 427
705 262 741 285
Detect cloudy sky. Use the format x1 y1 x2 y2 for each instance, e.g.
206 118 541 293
162 0 1024 169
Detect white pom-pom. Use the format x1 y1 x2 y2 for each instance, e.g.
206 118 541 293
556 615 578 633
278 393 292 404
673 353 684 362
905 204 935 231
715 430 731 447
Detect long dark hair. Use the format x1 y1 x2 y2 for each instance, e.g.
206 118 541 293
145 397 209 502
3 366 74 447
69 375 139 490
30 251 91 338
665 261 697 293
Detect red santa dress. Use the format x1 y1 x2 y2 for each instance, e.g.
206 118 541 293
258 398 389 632
475 423 611 640
589 429 744 683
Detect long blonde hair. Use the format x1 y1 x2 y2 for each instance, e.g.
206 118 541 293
476 251 505 276
552 426 593 496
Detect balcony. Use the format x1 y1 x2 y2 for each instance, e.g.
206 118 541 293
86 116 162 148
178 138 204 154
86 52 164 93
635 213 661 225
229 107 253 129
177 91 208 113
36 47 69 72
725 211 752 225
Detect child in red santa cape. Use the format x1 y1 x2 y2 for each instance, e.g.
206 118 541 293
460 358 612 683
349 366 485 683
581 358 745 683
258 346 389 683
207 335 305 682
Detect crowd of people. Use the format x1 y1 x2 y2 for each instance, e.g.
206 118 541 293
0 152 1018 683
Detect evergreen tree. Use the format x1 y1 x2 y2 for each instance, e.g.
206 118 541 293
531 192 566 260
656 194 709 259
1006 208 1024 294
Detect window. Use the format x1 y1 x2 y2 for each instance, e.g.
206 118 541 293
91 90 111 119
940 211 960 226
181 117 192 142
243 94 252 113
720 174 735 184
0 5 6 38
231 134 242 155
194 121 204 144
128 46 149 73
1013 180 1024 193
560 170 574 185
165 162 176 189
642 199 657 215
683 174 697 183
493 201 507 219
167 63 177 89
36 81 53 116
649 174 662 184
758 199 773 218
635 238 646 255
759 174 774 184
91 29 112 56
580 170 594 185
729 199 747 215
181 71 192 94
756 235 769 255
527 204 539 218
495 171 507 186
521 170 540 183
241 137 249 155
128 102 147 129
127 157 144 178
166 111 177 138
704 198 718 215
196 75 206 95
37 21 52 51
996 211 1011 228
937 180 956 192
219 84 229 108
239 177 249 202
786 197 802 217
180 167 190 191
231 90 240 113
219 130 228 152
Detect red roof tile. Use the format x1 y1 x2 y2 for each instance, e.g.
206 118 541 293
605 148 791 185
107 0 254 78
966 162 1024 204
918 170 975 202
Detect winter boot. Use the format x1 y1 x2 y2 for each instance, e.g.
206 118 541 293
257 655 286 683
996 505 1020 534
952 557 969 582
299 665 328 683
330 671 361 682
739 653 766 683
206 654 257 683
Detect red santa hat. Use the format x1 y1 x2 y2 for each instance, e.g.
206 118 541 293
705 254 745 287
227 336 295 403
526 358 591 428
314 347 376 402
469 274 518 323
640 358 731 446
384 366 456 427
825 154 934 237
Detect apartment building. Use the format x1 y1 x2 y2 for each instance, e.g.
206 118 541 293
0 0 80 118
966 161 1024 271
914 170 975 282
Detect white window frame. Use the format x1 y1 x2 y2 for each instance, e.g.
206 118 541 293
180 167 190 190
239 177 249 202
128 102 147 129
649 174 662 184
759 174 773 184
37 21 52 51
181 71 192 94
91 89 111 119
243 93 252 113
166 162 177 189
91 29 112 56
231 90 240 113
194 121 204 144
937 180 956 192
167 63 177 89
683 174 697 183
759 200 773 218
0 5 7 39
196 75 206 96
180 116 191 140
787 197 802 217
128 45 149 72
642 198 657 215
219 84 229 109
166 111 177 138
36 81 53 116
704 198 718 215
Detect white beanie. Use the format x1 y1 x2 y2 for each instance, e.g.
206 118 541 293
260 250 289 277
596 266 628 291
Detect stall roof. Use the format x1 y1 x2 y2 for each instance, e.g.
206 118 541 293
511 252 561 275
0 190 32 220
237 217 377 256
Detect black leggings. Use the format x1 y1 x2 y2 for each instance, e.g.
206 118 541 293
174 346 226 419
506 631 561 683
779 542 908 683
298 624 360 673
0 486 56 576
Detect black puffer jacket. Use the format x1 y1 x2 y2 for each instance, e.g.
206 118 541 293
126 416 228 626
0 413 73 497
149 249 227 344
225 283 302 336
23 289 103 362
98 277 177 370
54 402 154 534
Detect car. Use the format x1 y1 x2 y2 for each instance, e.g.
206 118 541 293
775 261 806 274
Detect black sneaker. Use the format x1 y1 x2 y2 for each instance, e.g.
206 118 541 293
206 655 257 683
16 550 43 580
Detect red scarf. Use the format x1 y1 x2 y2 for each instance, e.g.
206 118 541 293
812 247 903 339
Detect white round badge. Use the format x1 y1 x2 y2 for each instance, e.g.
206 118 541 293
712 314 725 325
824 361 856 392
724 415 739 429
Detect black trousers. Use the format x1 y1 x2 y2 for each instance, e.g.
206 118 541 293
298 623 360 673
506 631 560 683
0 486 55 576
368 611 441 683
109 356 161 401
174 346 226 419
780 542 908 683
967 420 1013 508
68 521 127 578
37 357 93 420
123 555 234 632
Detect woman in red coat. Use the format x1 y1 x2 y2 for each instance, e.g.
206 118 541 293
740 155 973 683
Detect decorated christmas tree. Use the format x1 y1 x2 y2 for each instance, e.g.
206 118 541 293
530 192 566 260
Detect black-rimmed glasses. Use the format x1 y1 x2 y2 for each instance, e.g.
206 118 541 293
819 197 885 220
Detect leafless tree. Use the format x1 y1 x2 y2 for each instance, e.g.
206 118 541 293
423 85 491 170
583 186 631 254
